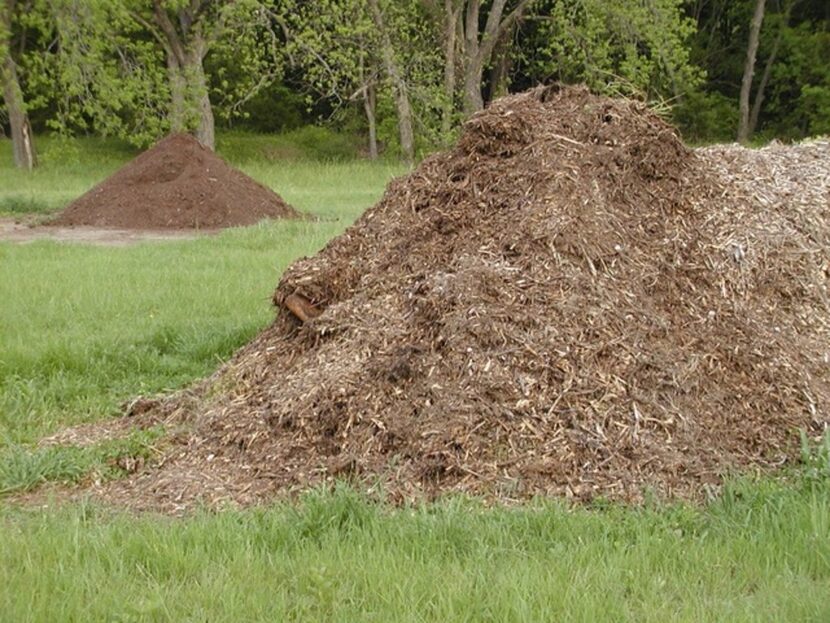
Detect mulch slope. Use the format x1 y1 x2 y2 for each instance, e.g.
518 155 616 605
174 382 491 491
96 86 829 513
51 133 302 229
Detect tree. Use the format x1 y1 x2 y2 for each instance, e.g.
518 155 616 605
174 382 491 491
522 0 702 103
459 0 533 113
685 0 828 141
39 0 283 150
417 0 533 133
279 0 382 158
43 0 169 146
267 0 442 162
367 0 415 164
127 0 248 150
738 0 766 143
1 0 36 169
420 0 463 135
764 2 830 137
748 0 795 136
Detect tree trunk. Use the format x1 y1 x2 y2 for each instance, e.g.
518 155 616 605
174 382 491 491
194 81 214 150
2 55 35 170
462 59 485 113
441 0 461 136
154 1 215 150
460 0 530 114
488 27 512 100
1 3 35 170
186 49 214 149
166 53 186 132
462 0 483 113
738 0 766 143
363 81 378 159
747 28 780 137
368 0 415 165
748 2 792 137
181 30 214 150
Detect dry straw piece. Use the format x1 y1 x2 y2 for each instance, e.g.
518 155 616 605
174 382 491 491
94 86 829 513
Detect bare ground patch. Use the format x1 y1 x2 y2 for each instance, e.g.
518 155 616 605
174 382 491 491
0 218 207 246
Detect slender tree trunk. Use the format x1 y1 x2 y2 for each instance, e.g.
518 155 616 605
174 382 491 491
441 0 461 136
1 3 35 170
488 28 512 99
748 2 792 136
357 53 378 159
747 28 780 137
422 0 461 135
368 0 415 165
363 81 378 159
738 0 766 143
462 0 484 113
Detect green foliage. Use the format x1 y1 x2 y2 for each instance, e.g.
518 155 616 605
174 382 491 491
20 0 169 145
797 85 830 135
523 0 703 100
765 19 830 138
1 0 50 124
282 0 379 108
672 89 738 143
223 82 307 133
6 1 289 147
684 0 830 142
281 0 445 156
216 127 363 162
383 0 444 150
5 0 830 147
205 0 287 125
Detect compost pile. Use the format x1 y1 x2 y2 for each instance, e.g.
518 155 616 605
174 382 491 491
100 86 830 513
51 133 302 229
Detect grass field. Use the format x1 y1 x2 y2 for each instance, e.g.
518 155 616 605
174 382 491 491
1 136 829 622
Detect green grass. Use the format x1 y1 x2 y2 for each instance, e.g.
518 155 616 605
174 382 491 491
0 136 403 447
0 427 163 495
0 222 346 445
1 135 829 622
1 478 829 622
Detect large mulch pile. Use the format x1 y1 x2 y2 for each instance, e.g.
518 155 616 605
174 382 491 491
51 133 302 229
93 86 829 513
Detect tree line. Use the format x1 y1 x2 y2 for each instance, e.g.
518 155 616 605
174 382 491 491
2 0 828 169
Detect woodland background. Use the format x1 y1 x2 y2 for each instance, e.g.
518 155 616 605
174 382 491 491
2 0 829 169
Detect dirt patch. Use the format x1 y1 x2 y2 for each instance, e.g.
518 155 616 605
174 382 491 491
58 86 830 514
0 218 208 246
49 133 303 229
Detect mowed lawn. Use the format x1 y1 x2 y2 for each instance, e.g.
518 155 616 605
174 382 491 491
1 137 829 622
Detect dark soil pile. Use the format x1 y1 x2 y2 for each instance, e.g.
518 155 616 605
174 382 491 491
98 86 830 513
51 133 302 229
